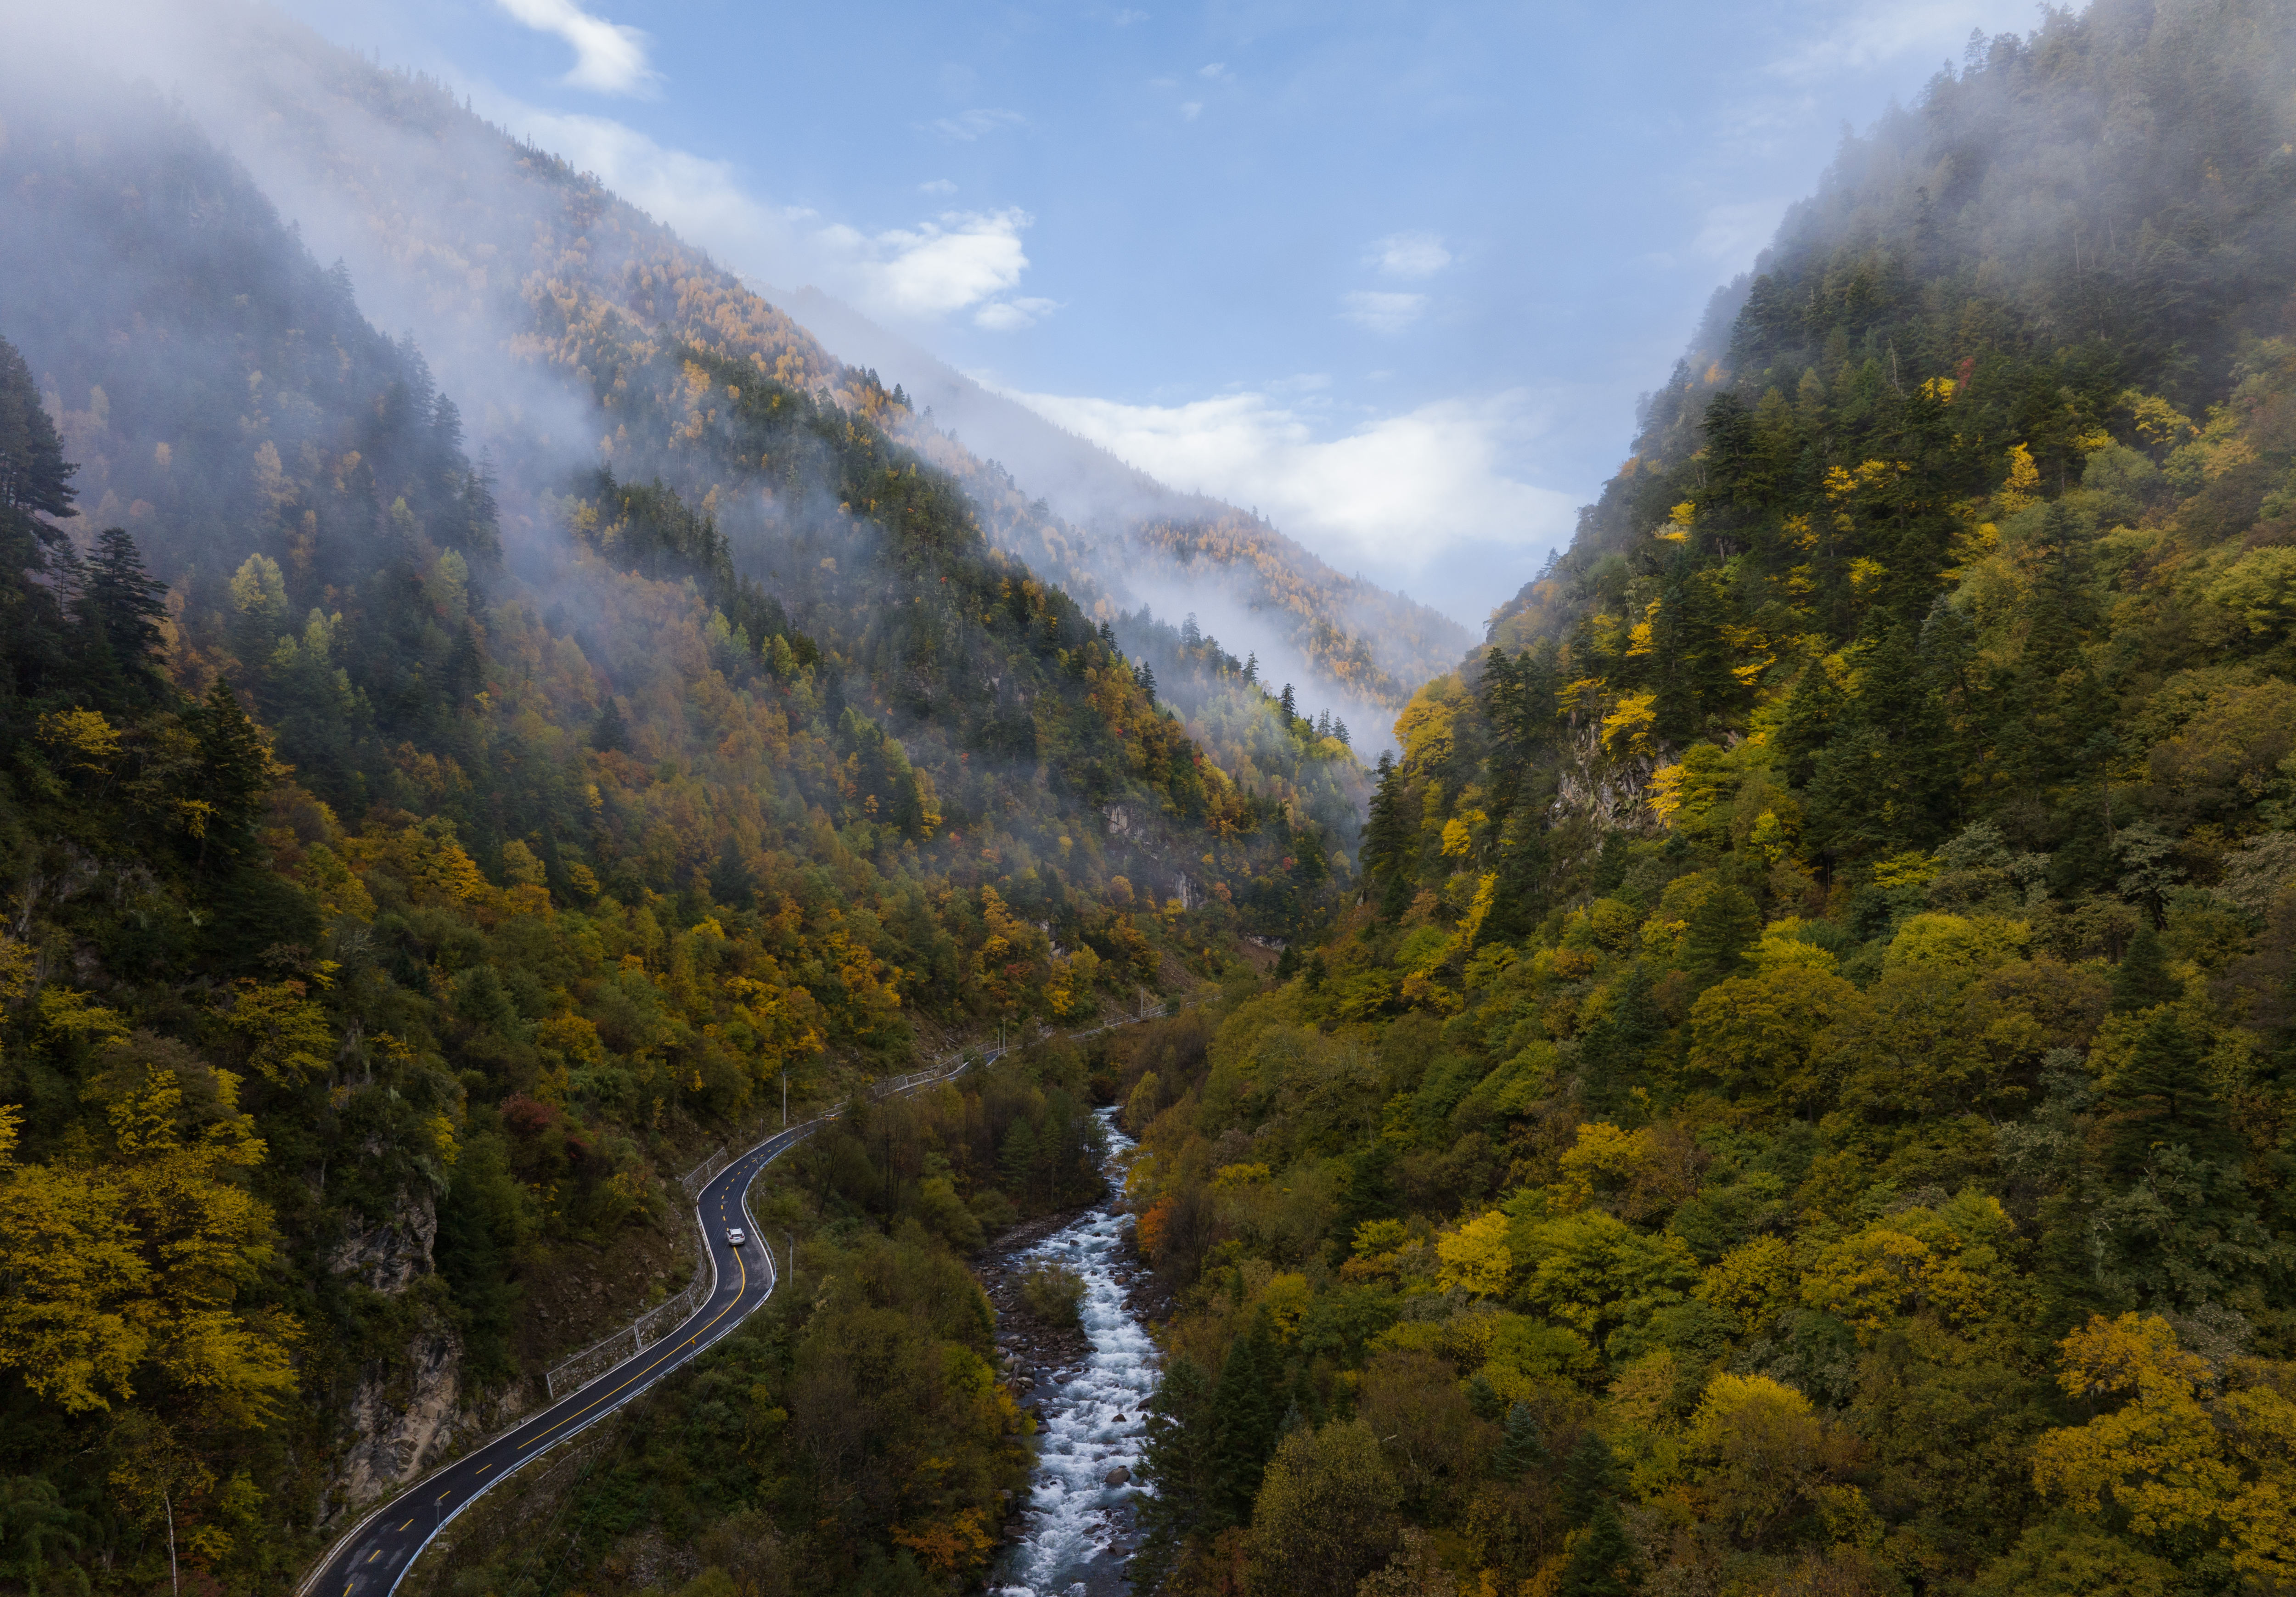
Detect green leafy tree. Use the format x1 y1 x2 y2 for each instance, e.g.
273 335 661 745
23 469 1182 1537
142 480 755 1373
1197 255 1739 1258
1243 1419 1400 1597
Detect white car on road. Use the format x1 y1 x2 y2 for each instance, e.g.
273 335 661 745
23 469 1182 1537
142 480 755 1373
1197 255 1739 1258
726 1227 745 1246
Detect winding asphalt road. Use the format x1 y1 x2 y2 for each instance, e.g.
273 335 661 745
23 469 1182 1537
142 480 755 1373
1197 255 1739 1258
301 1075 956 1597
300 1000 1193 1597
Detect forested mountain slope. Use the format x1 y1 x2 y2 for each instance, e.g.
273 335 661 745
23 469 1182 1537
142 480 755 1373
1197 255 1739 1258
131 0 1376 839
1117 5 2296 1594
0 44 1358 1597
45 0 1447 764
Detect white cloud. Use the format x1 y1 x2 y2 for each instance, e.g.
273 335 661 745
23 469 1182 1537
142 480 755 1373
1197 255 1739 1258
822 209 1035 319
1197 61 1229 79
1179 101 1203 121
919 178 958 195
975 296 1061 332
995 383 1577 598
1113 8 1150 23
474 98 1034 323
500 105 795 256
927 107 1028 141
1341 290 1426 334
1371 231 1451 279
495 0 658 96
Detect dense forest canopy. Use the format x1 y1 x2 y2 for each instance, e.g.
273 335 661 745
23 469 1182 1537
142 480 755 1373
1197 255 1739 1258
1113 4 2296 1596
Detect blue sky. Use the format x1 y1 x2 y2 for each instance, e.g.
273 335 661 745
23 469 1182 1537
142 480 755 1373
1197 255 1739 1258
286 0 2043 625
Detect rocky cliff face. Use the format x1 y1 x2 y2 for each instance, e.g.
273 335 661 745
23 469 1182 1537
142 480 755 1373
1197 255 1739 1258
329 1322 468 1523
319 1187 521 1526
326 1189 439 1294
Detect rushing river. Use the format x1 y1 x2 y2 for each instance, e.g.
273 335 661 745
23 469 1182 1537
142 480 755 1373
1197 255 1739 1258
993 1108 1157 1597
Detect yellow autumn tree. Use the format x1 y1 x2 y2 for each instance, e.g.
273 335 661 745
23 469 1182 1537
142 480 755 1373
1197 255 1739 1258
0 1037 299 1422
1435 1209 1513 1296
2032 1313 2296 1580
214 979 335 1085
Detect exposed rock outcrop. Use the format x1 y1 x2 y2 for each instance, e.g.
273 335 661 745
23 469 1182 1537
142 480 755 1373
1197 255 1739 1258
319 1185 527 1524
327 1187 439 1294
328 1321 467 1522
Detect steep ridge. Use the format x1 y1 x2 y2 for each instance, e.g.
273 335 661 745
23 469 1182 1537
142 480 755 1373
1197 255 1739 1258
1113 6 2296 1594
39 0 1456 758
66 0 1376 842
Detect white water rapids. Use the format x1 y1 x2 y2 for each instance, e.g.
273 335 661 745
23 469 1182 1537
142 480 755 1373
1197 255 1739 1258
993 1108 1157 1597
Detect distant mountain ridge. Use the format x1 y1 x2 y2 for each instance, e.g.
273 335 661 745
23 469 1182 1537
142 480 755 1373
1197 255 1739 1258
780 287 1474 731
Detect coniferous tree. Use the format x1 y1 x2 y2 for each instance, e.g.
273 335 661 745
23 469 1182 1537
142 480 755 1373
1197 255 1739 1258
1362 752 1413 918
1775 660 1844 788
1209 1310 1286 1525
0 333 74 523
80 527 169 691
186 679 273 863
1133 1354 1216 1591
1494 1402 1547 1479
591 696 631 754
1579 967 1664 1110
2110 925 2181 1014
1558 1501 1636 1597
999 1118 1041 1206
1561 1429 1622 1525
2096 1011 2233 1180
0 332 76 707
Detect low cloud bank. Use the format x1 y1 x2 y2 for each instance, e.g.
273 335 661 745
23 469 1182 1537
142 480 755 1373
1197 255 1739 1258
996 382 1578 627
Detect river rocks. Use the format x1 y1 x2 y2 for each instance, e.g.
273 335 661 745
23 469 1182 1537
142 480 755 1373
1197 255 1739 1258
991 1107 1159 1593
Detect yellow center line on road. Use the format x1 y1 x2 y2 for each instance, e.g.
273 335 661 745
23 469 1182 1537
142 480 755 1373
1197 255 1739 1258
517 1246 750 1451
315 1105 916 1592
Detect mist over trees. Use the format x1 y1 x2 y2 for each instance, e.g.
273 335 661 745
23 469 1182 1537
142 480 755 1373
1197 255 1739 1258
6 0 2296 1594
1122 3 2296 1594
